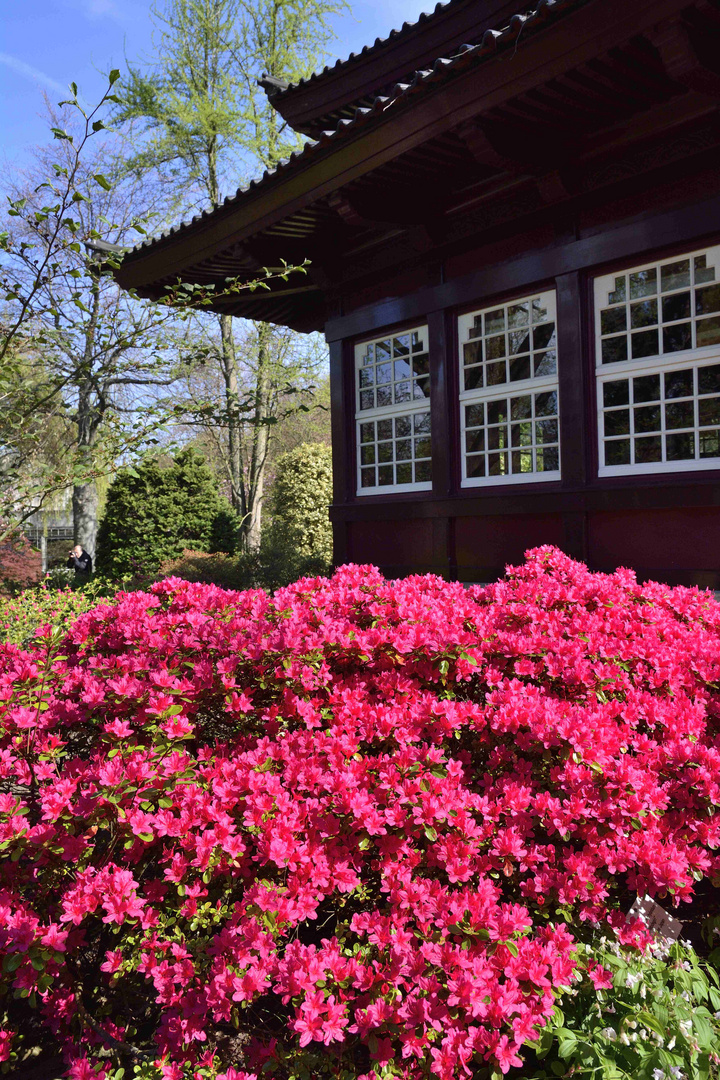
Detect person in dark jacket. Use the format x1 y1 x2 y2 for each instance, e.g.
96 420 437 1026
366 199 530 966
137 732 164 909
67 545 92 577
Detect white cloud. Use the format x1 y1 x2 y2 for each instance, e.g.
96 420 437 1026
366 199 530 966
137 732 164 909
0 52 68 96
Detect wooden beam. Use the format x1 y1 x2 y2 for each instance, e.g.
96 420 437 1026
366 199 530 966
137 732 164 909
325 188 720 341
648 14 720 98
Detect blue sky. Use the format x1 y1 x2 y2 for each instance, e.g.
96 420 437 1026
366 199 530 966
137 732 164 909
1 0 430 173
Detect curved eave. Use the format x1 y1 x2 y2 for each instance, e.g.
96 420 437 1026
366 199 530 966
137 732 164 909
265 0 527 137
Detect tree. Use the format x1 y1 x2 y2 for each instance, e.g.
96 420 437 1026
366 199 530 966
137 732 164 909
0 76 126 544
2 106 195 559
95 446 236 578
261 441 332 577
115 0 345 549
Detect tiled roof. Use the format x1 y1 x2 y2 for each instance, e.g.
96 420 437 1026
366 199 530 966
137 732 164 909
260 0 465 104
124 0 583 259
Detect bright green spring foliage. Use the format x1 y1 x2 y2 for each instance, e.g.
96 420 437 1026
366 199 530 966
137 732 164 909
0 580 107 646
527 934 720 1080
95 447 237 578
261 441 332 571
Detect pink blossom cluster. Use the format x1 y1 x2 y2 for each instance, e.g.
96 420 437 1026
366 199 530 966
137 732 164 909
0 546 717 1078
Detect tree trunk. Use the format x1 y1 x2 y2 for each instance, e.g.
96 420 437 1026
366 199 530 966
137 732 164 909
243 322 272 552
219 313 244 516
73 479 98 557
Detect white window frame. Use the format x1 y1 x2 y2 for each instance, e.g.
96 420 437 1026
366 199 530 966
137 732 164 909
354 326 432 496
458 290 560 488
595 246 720 477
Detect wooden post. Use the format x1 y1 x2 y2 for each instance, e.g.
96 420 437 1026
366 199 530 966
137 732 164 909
556 269 590 563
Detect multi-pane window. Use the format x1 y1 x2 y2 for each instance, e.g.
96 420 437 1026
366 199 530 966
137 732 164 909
595 247 720 475
355 327 431 493
458 291 560 485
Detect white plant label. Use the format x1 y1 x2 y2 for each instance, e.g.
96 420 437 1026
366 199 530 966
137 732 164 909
628 895 683 942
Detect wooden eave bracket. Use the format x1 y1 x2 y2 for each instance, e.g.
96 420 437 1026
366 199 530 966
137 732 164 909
454 118 573 203
647 15 720 98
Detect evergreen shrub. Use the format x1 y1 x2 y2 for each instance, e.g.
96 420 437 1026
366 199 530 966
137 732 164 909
261 442 332 582
96 448 238 578
0 548 718 1079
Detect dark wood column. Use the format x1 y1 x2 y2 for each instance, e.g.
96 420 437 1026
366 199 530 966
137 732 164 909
329 337 354 565
428 308 456 576
556 270 590 562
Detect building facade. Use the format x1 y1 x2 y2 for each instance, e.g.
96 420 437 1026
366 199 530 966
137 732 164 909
116 0 720 586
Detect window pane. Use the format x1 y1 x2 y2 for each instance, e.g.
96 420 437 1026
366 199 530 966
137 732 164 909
605 410 630 436
666 433 695 460
509 356 531 382
699 364 720 394
604 380 629 407
700 429 720 457
601 308 626 334
634 405 660 433
663 324 692 353
510 395 532 419
602 337 628 364
486 362 507 386
696 284 720 315
605 439 631 465
630 268 657 298
536 391 558 417
465 366 484 390
633 374 660 402
661 260 690 292
697 316 720 348
630 299 657 328
662 292 691 322
395 416 411 437
631 329 659 358
664 369 693 398
665 401 694 429
534 352 557 377
699 398 720 426
537 447 559 472
635 436 662 463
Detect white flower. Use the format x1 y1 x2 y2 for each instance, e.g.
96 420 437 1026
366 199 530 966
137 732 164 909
679 1019 692 1038
667 1036 676 1050
601 1027 617 1041
626 972 642 990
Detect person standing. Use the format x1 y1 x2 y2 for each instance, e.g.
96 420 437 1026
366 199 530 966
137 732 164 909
67 545 92 578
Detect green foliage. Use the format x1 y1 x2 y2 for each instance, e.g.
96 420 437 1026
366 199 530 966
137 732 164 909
261 441 332 575
0 579 111 646
525 936 720 1080
95 447 238 578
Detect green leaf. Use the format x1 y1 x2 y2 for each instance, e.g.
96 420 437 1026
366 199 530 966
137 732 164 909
93 173 112 191
637 1011 666 1038
109 68 120 84
424 825 438 842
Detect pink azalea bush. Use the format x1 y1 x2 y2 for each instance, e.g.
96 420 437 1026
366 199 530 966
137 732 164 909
0 546 718 1079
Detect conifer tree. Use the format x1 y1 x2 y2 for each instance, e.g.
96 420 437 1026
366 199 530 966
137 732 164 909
96 447 236 578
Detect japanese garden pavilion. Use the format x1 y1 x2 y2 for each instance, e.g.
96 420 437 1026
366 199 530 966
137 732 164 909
116 0 720 586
